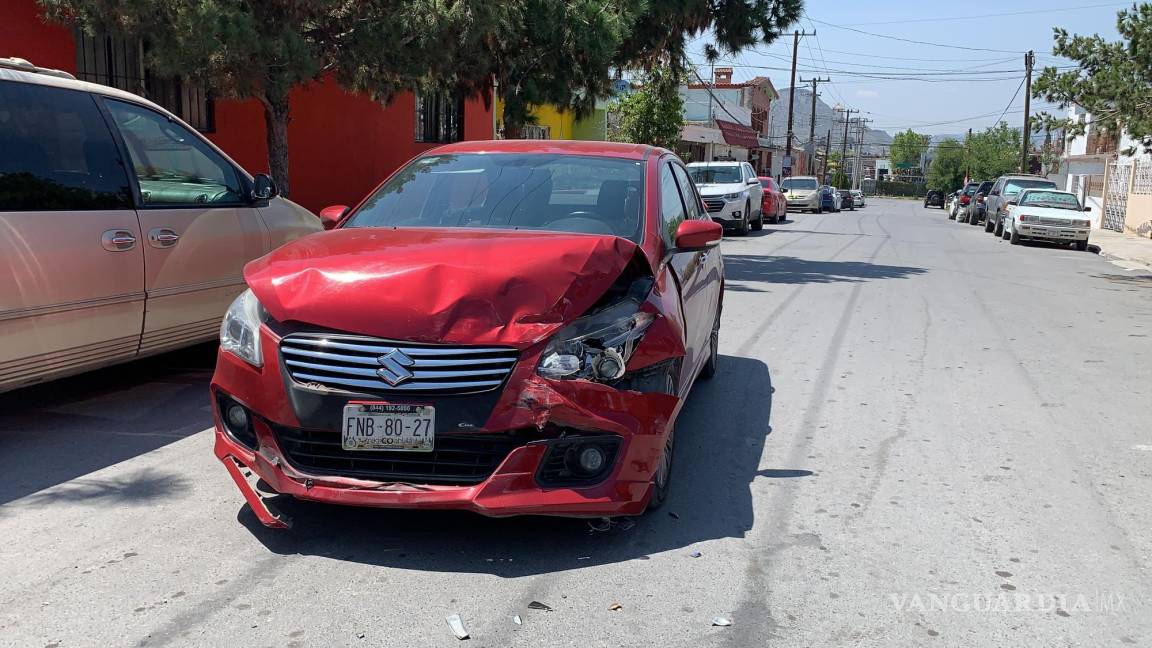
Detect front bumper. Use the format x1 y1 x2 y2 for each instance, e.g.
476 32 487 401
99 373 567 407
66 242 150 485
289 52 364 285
211 326 683 527
702 198 747 228
1017 225 1090 241
785 193 820 210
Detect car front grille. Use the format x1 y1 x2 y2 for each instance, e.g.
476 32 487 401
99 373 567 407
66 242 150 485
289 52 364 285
702 197 725 213
271 424 528 485
1039 216 1072 226
280 333 518 395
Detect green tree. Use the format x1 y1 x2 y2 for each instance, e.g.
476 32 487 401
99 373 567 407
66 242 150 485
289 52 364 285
890 129 931 170
609 66 684 149
927 138 965 192
40 0 474 196
967 122 1022 181
1033 3 1152 152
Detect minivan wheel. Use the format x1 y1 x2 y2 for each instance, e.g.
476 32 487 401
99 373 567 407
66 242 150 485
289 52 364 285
994 217 1004 237
984 216 995 232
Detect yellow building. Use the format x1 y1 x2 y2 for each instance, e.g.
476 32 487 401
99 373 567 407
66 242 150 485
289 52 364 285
494 99 608 140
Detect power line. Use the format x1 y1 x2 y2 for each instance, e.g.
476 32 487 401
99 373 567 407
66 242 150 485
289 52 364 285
995 77 1027 127
806 17 1027 53
852 2 1129 26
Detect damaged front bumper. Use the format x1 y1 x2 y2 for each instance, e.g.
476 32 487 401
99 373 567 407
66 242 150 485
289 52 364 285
211 330 684 528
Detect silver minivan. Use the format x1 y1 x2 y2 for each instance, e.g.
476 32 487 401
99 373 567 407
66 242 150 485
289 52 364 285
0 59 321 392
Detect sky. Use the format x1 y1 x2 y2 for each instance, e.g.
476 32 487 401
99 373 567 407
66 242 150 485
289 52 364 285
689 0 1127 141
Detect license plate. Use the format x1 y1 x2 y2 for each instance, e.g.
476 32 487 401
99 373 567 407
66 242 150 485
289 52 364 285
342 402 435 452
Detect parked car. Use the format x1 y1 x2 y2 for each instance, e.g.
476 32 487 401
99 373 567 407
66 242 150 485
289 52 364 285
984 174 1059 236
951 182 981 220
0 58 320 393
961 180 994 225
944 190 957 215
839 188 856 211
820 185 838 212
850 189 865 208
687 161 764 235
211 140 726 526
758 176 788 224
781 175 822 213
1000 189 1092 250
924 190 945 208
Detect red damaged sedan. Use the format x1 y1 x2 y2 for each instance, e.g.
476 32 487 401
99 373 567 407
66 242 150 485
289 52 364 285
211 140 724 528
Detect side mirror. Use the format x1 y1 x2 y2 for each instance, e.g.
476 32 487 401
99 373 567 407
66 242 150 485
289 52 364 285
319 205 348 230
1083 206 1092 212
746 177 760 186
674 220 723 251
1007 200 1018 206
251 173 278 201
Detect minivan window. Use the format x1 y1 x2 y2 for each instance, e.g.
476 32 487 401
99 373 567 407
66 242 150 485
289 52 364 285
105 100 243 206
0 80 132 211
782 178 819 191
344 154 646 242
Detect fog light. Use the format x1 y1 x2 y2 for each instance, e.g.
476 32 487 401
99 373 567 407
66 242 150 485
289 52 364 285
732 210 742 218
577 445 606 474
227 404 249 430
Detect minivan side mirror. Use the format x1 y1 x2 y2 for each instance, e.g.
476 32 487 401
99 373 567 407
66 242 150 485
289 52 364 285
251 173 278 201
319 205 348 230
674 220 723 251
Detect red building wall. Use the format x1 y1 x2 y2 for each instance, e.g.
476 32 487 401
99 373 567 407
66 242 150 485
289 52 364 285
4 1 495 213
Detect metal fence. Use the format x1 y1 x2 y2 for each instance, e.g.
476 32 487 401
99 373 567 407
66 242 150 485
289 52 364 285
1132 159 1152 195
1102 161 1132 231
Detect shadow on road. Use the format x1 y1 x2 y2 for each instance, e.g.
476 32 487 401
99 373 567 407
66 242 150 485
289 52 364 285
239 354 799 576
0 343 217 507
724 254 927 285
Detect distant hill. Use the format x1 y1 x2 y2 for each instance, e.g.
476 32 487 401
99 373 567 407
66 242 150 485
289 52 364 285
770 87 892 156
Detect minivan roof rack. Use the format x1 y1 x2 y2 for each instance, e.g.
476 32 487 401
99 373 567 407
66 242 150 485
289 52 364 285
0 57 77 80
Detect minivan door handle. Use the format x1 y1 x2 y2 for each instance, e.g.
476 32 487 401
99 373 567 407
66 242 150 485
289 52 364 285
101 229 137 251
148 228 181 248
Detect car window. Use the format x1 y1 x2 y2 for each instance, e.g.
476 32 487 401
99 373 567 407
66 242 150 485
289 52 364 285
0 80 132 211
760 178 776 191
105 99 243 207
688 165 741 184
1004 179 1057 196
670 163 704 221
1019 191 1081 210
781 178 818 191
659 163 688 246
344 153 646 242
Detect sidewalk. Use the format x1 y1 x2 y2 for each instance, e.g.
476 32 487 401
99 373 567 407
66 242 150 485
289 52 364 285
1091 228 1152 273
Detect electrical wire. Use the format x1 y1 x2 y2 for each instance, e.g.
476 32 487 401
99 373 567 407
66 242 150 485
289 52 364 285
806 17 1027 53
851 2 1130 26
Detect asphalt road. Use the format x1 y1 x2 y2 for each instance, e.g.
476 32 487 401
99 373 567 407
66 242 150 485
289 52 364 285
2 198 1150 648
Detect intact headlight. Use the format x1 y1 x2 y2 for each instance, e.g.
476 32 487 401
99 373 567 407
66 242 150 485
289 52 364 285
220 289 265 367
722 191 746 202
537 299 655 382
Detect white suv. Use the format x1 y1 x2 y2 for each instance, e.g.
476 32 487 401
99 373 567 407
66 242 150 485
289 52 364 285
686 161 764 235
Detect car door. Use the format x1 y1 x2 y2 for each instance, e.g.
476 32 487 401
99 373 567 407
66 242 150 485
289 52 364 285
0 79 145 391
103 98 267 356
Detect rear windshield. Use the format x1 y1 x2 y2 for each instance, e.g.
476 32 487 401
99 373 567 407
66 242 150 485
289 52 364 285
688 166 741 184
759 178 775 190
963 183 981 195
782 178 819 191
1004 179 1056 195
1019 191 1081 210
343 153 645 242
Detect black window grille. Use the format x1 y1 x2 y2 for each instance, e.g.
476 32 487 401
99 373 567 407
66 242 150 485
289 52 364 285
415 91 464 143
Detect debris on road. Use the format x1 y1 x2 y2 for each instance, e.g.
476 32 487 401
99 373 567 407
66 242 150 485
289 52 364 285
689 551 702 558
446 614 469 640
528 601 554 612
712 616 733 627
513 615 523 625
608 603 623 611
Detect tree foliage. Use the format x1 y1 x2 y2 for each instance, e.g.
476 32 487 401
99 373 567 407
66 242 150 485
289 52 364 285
967 122 1022 181
890 129 930 169
1033 3 1152 152
926 138 965 192
608 66 684 150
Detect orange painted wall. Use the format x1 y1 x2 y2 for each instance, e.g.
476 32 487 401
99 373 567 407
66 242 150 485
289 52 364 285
5 0 495 214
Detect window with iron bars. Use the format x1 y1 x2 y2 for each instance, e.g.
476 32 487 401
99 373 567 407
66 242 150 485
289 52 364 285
74 32 215 133
415 91 464 143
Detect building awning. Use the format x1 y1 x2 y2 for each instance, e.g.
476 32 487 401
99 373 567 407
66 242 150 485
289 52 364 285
715 119 760 149
681 123 726 145
757 136 774 148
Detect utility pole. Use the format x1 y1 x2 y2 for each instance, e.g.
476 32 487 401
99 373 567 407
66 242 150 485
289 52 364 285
1021 50 1034 173
838 107 858 185
800 76 830 175
854 118 872 190
784 30 815 177
965 127 973 183
821 129 832 181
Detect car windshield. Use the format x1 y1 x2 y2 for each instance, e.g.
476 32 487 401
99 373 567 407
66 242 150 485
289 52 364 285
782 178 819 191
1019 191 1081 210
1004 179 1056 195
343 153 645 242
688 166 742 184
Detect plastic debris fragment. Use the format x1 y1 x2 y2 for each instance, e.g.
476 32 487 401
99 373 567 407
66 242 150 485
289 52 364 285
446 614 469 640
609 603 623 611
513 615 523 625
528 601 554 612
712 616 733 627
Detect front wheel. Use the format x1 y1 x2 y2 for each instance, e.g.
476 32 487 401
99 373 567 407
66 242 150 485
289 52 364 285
984 217 995 232
993 216 1004 237
1009 228 1021 245
750 202 763 231
1075 240 1089 251
647 424 675 511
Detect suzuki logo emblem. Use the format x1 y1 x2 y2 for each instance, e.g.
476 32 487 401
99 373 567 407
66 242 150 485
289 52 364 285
376 349 416 386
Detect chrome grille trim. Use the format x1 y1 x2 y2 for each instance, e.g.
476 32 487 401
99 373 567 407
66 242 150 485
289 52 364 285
702 197 725 213
280 333 518 394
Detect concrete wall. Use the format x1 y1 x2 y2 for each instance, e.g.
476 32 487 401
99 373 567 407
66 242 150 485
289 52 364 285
1124 194 1152 237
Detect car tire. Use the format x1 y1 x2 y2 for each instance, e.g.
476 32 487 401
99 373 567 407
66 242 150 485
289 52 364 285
984 217 995 232
970 212 982 226
751 202 763 231
1001 227 1010 241
1010 228 1021 245
700 314 719 381
948 210 956 220
647 423 675 511
1075 240 1089 251
993 216 1004 237
736 213 750 236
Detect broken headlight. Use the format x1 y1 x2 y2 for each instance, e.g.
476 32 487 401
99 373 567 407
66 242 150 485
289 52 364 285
537 298 655 382
220 289 265 367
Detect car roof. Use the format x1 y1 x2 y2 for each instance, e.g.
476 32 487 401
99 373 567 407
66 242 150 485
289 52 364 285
0 60 173 116
1000 174 1052 180
430 139 663 160
1020 188 1074 195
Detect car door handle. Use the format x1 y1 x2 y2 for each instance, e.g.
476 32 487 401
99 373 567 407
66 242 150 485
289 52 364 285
148 228 181 248
101 229 137 252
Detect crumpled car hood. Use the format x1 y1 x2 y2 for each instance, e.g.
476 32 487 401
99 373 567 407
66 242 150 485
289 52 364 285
245 228 641 346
